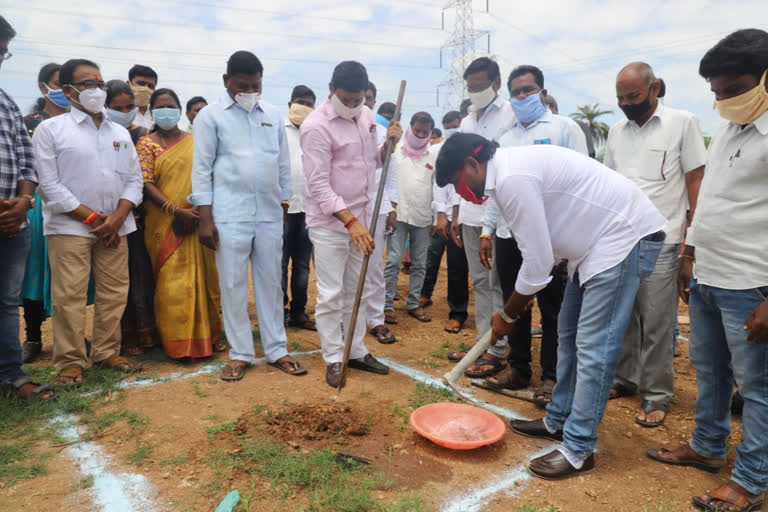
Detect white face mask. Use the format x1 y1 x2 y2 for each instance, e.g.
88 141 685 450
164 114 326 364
468 85 496 110
331 93 363 120
235 92 260 112
70 86 107 114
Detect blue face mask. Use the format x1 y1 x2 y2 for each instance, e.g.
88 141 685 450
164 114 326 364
152 107 181 130
43 83 71 109
443 127 458 138
376 113 391 128
510 92 548 125
106 107 138 128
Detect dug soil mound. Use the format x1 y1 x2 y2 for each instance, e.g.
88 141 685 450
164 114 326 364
261 402 371 442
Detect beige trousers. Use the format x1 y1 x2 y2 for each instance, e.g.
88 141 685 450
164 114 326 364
48 235 129 370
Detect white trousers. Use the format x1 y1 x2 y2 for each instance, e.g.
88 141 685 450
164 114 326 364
366 214 387 329
216 221 288 364
309 227 372 364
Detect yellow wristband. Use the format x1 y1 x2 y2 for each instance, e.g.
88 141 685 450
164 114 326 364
479 234 493 241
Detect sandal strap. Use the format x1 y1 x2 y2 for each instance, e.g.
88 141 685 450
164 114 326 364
59 365 83 378
641 399 669 414
10 376 34 389
709 483 757 508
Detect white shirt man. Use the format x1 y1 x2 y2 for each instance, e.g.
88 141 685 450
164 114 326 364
605 70 706 424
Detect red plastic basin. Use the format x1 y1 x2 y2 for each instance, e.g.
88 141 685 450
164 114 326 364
409 402 506 450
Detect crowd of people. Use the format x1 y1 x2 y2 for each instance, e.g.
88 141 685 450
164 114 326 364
0 13 767 510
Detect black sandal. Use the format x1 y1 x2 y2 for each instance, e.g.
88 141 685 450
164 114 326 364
609 382 636 400
464 357 507 378
369 326 396 344
635 399 668 428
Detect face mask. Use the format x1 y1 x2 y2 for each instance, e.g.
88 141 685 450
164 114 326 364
456 167 487 205
43 84 71 108
510 92 548 124
620 87 652 121
234 92 259 112
69 86 107 114
131 84 153 107
714 70 768 125
376 112 391 128
107 107 138 128
152 107 181 130
443 127 458 138
331 93 363 120
289 103 313 126
401 127 430 160
468 85 496 110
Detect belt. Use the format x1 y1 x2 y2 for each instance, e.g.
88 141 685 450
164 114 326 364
643 230 666 243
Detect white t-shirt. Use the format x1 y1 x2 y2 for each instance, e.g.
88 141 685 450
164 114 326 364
604 103 706 244
486 145 666 295
687 110 768 290
392 147 435 227
285 121 305 213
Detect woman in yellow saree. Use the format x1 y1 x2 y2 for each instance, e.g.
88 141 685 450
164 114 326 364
138 88 224 359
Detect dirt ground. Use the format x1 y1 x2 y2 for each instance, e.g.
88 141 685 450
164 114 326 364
1 252 743 512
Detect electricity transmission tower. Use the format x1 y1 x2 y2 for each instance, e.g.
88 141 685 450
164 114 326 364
439 0 490 111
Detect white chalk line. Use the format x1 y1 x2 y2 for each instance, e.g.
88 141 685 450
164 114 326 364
379 357 548 512
52 349 321 511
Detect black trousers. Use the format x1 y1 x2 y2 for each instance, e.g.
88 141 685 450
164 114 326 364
420 221 469 324
495 236 567 382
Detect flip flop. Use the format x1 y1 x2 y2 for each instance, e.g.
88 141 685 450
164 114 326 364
464 357 507 378
635 399 668 428
288 314 317 331
221 360 249 381
56 365 84 388
369 326 397 344
408 308 431 322
269 358 308 376
444 319 462 334
447 349 468 361
533 379 555 407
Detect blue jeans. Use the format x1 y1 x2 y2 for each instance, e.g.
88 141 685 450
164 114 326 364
688 278 768 495
1 228 31 383
545 237 662 459
281 212 312 319
384 221 430 311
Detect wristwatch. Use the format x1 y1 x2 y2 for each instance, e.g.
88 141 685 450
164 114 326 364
21 194 35 210
498 309 518 324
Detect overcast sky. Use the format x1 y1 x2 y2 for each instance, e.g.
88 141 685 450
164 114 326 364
3 0 767 136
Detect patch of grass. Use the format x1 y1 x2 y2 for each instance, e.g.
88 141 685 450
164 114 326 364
387 404 410 431
519 506 556 512
193 381 209 398
161 454 189 468
70 474 94 492
203 414 223 422
206 422 237 439
252 328 263 350
0 441 48 485
420 358 440 369
289 341 303 352
641 502 677 512
408 382 459 408
430 342 452 359
128 441 152 465
531 339 541 354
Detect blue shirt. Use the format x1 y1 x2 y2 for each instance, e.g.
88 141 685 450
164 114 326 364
483 110 588 238
189 96 291 223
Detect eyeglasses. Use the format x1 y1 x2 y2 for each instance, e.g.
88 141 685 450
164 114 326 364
0 50 11 60
71 80 107 91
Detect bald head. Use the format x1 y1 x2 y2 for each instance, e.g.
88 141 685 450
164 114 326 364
616 61 660 124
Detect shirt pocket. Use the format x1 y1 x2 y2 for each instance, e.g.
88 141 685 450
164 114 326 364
634 148 667 182
255 124 279 155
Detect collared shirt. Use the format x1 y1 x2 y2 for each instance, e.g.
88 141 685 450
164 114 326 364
0 89 36 205
189 96 291 223
457 95 515 226
375 122 397 215
285 121 305 213
486 145 666 295
605 103 706 244
134 108 154 129
687 110 768 290
301 100 382 235
32 108 143 237
392 147 435 227
432 182 459 223
484 110 589 238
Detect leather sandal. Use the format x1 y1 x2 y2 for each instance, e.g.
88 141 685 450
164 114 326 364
384 310 398 325
533 379 555 407
635 399 668 428
221 360 249 381
692 481 764 512
408 307 431 322
57 365 84 387
269 357 307 376
646 443 726 473
96 355 143 373
2 377 56 401
464 355 506 378
369 325 396 344
444 319 462 334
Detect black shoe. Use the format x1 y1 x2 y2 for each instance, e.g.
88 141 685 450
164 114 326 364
348 354 389 375
22 341 42 364
509 418 563 442
528 449 595 480
326 363 345 388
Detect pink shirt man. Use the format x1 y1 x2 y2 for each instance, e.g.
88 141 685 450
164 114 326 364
301 99 382 234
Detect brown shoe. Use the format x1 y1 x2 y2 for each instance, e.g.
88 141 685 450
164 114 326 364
646 443 726 473
407 307 431 322
528 449 595 480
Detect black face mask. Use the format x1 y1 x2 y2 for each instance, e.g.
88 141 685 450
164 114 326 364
620 89 653 121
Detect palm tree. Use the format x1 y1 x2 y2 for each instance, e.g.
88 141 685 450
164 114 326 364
571 103 613 148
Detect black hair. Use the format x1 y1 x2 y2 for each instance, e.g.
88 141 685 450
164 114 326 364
367 81 377 99
330 61 369 92
699 28 768 81
436 133 498 187
0 16 16 41
106 79 134 107
227 51 263 76
507 64 544 90
290 85 315 103
59 58 100 86
442 110 460 126
431 128 442 138
657 78 666 98
32 62 62 113
463 57 500 82
410 111 434 130
128 64 158 83
149 88 181 110
377 102 395 116
185 95 207 112
459 98 472 117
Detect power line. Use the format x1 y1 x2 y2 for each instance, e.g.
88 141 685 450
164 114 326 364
6 6 439 51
